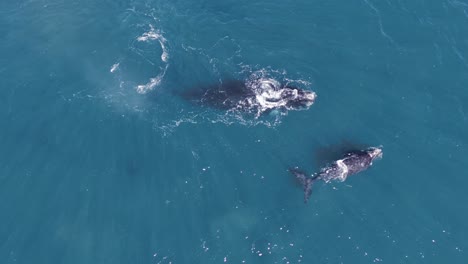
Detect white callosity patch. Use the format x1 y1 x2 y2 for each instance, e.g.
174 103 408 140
368 147 383 160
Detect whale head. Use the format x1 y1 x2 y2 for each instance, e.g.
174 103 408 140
282 88 317 109
367 147 383 161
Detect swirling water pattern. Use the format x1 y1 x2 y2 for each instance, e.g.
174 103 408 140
1 0 468 263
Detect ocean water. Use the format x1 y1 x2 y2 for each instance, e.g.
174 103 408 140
1 0 468 263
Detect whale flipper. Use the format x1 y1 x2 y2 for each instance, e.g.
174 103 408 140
289 168 315 203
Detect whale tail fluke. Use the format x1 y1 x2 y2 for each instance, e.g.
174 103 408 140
289 167 316 203
302 178 314 203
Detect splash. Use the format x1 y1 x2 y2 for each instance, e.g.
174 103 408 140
246 76 317 117
136 65 168 94
132 25 170 94
137 24 169 63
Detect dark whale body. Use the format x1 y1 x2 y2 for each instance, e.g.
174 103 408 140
181 80 254 110
180 78 316 116
291 147 383 203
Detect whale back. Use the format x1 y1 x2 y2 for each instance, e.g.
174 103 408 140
341 151 373 175
180 78 316 116
319 150 374 182
180 79 254 110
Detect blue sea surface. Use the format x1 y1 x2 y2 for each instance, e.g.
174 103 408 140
1 0 468 263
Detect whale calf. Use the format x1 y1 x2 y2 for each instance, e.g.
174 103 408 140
181 78 316 117
291 147 383 203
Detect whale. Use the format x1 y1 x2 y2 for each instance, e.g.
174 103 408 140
290 147 383 203
180 78 316 117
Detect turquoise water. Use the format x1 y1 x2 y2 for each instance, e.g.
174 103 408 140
1 0 468 263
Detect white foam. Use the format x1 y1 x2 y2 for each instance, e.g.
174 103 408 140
133 25 170 94
257 78 281 91
136 76 162 94
137 25 169 63
255 90 289 109
244 77 316 116
135 63 168 94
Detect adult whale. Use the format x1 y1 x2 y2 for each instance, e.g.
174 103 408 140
290 147 383 203
180 78 316 117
